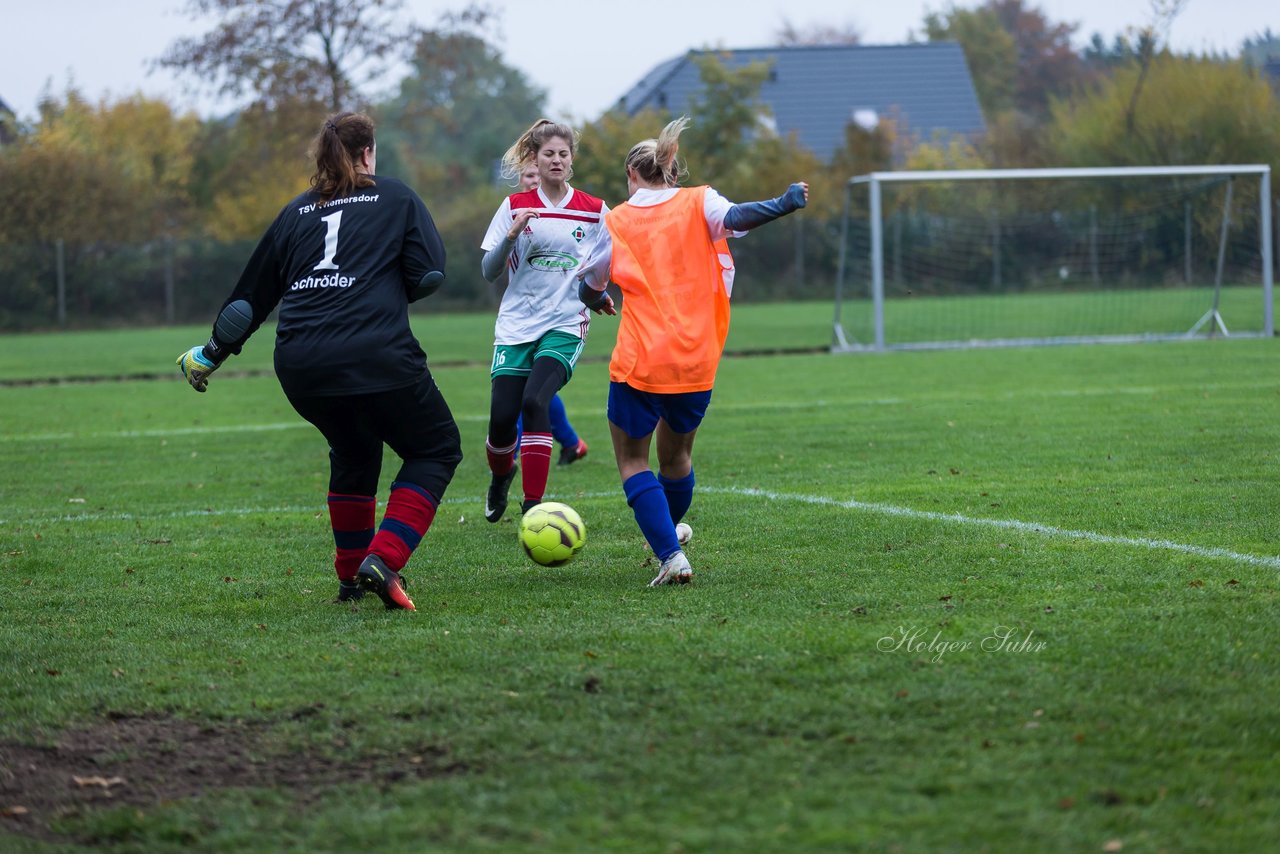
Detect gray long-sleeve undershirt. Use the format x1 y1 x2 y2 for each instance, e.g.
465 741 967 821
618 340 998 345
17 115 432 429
481 234 516 284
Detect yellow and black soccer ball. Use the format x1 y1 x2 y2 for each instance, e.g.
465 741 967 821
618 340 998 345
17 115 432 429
518 502 586 566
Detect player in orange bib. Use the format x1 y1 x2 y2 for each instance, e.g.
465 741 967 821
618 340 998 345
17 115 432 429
578 117 808 586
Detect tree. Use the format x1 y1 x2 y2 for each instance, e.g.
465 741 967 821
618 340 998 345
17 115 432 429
925 0 1085 120
375 13 545 197
682 53 783 200
356 10 546 306
0 97 17 145
834 118 895 172
775 19 862 45
574 108 670 204
1082 31 1144 75
0 89 204 327
974 109 1049 168
1116 0 1189 135
192 101 316 240
1240 29 1280 97
157 0 423 112
1046 54 1280 171
822 118 895 215
0 89 200 243
1240 28 1280 66
924 4 1017 117
989 0 1083 117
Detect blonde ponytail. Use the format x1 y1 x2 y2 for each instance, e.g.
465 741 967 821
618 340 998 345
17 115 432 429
624 116 690 188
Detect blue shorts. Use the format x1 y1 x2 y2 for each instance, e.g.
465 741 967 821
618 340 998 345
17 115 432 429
607 382 713 439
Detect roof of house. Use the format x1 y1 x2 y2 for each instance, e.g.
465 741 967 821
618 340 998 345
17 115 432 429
617 43 987 159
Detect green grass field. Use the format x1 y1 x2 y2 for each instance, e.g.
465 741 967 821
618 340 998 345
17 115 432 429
838 285 1276 346
2 302 1278 851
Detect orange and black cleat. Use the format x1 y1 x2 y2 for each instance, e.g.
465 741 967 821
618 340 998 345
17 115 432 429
357 554 415 611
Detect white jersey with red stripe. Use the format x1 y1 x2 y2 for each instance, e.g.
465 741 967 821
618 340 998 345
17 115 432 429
481 184 610 345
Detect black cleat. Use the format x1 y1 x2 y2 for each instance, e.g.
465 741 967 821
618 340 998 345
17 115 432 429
521 498 539 515
558 439 588 466
356 554 415 611
335 580 365 602
485 464 518 523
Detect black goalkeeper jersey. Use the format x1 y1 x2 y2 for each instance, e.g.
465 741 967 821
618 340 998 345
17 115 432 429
216 175 445 397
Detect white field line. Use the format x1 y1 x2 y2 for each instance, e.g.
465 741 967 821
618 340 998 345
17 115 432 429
0 379 1256 443
3 485 1276 570
704 485 1280 570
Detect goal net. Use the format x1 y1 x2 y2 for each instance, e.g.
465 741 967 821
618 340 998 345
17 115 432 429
832 165 1274 351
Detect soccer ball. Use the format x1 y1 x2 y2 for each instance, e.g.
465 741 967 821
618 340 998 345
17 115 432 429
518 502 586 566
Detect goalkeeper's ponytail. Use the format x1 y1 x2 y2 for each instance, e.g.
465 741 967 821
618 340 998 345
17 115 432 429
309 112 376 204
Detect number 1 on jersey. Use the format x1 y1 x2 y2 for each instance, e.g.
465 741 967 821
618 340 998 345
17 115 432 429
314 210 343 270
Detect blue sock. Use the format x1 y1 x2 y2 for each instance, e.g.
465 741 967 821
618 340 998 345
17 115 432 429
548 394 578 448
658 470 695 524
623 471 680 561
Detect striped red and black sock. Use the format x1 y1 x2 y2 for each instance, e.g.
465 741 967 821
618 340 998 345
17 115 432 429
368 482 439 572
519 432 553 505
486 438 517 477
327 492 375 582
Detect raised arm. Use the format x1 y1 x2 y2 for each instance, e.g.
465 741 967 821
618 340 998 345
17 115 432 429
722 182 809 231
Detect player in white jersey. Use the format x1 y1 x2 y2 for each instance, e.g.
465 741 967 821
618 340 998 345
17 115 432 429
505 164 590 467
479 119 609 523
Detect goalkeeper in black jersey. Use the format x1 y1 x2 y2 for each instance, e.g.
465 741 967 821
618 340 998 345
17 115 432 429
176 111 462 611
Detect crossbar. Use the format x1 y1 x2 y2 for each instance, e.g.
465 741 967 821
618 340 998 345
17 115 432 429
849 165 1271 185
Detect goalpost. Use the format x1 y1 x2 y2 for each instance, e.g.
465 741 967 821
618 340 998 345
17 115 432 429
832 165 1274 352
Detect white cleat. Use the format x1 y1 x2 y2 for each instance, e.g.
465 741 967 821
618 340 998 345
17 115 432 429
650 550 693 587
645 523 693 553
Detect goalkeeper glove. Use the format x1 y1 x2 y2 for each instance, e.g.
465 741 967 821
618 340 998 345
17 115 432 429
176 346 218 393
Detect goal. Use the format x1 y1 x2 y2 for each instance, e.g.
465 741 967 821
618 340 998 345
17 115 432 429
832 165 1274 352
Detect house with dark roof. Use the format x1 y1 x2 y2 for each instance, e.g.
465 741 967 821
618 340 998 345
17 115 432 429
616 43 986 161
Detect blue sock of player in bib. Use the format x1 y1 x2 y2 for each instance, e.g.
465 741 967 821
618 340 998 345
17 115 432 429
624 471 680 561
548 395 579 449
658 470 694 524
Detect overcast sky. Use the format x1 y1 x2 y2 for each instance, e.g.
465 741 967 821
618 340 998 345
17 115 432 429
1 0 1275 122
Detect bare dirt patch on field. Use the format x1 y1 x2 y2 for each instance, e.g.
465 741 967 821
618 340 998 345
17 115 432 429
0 711 466 842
